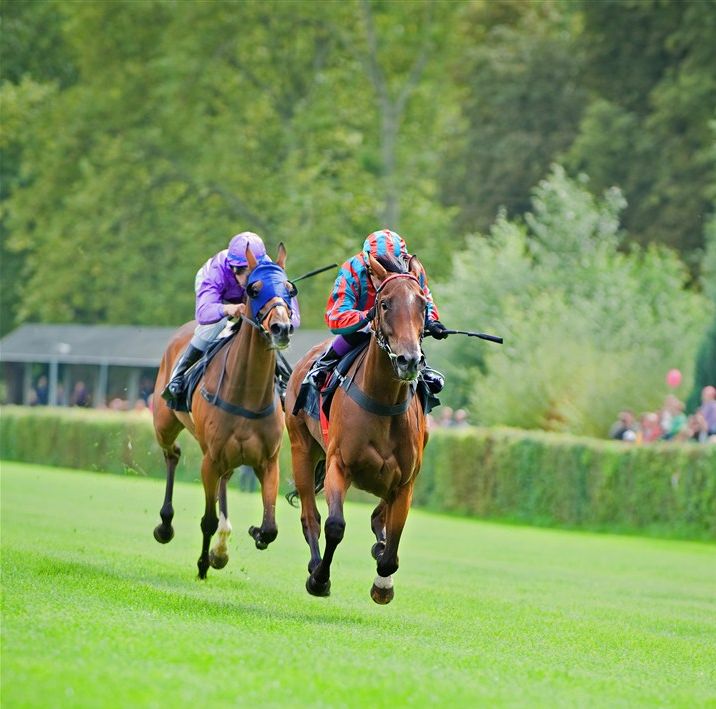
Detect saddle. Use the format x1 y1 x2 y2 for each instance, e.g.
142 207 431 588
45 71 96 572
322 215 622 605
293 341 439 429
167 322 292 414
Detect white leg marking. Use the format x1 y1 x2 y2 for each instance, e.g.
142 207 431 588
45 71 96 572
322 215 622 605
373 574 394 590
212 512 232 556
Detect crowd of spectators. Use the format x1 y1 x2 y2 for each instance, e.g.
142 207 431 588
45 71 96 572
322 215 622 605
429 406 471 429
609 386 716 444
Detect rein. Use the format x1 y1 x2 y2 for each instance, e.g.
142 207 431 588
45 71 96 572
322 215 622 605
201 321 276 419
334 272 423 417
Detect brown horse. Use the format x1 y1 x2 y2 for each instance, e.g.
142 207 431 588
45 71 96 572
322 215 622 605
153 243 295 579
285 253 429 604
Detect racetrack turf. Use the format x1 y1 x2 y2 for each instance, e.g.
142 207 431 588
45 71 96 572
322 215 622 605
1 461 714 707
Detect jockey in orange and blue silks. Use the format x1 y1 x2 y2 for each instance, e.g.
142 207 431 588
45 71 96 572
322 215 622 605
305 229 448 391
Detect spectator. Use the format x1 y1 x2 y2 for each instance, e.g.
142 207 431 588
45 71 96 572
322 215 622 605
639 412 663 443
660 395 687 440
139 376 155 406
238 465 257 492
453 409 470 428
697 385 716 436
437 406 454 428
71 381 91 407
609 410 637 441
680 412 709 443
32 375 49 406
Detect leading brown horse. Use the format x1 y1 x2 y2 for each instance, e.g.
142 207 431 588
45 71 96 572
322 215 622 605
285 253 429 604
153 243 295 579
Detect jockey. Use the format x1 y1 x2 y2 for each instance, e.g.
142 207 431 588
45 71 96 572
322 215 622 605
305 229 448 392
162 231 300 402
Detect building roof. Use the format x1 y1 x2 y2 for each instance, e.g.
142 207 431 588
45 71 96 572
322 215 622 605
0 323 329 368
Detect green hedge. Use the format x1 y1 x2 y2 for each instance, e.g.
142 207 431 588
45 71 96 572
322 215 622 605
1 407 714 539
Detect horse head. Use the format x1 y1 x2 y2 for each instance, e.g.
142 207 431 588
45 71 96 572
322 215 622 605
368 253 427 382
244 242 296 349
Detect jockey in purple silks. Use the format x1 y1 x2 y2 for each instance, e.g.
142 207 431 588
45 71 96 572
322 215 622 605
303 229 448 393
162 231 300 402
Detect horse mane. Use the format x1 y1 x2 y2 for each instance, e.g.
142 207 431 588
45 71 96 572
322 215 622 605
373 252 408 274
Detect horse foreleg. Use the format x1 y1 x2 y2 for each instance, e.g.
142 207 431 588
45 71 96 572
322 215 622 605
307 456 346 597
248 454 279 550
370 501 387 560
153 444 181 544
197 458 220 579
370 482 414 605
290 442 323 575
209 475 231 570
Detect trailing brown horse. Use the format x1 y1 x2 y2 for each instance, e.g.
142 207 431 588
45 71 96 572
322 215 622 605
285 253 429 604
153 243 295 578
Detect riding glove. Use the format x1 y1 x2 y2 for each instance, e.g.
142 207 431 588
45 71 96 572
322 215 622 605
427 320 449 339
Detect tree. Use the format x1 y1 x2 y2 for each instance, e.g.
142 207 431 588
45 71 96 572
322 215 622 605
432 166 711 436
4 0 457 327
569 0 716 268
440 2 586 236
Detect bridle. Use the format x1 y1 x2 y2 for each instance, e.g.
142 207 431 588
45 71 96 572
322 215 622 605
242 262 296 341
372 273 424 364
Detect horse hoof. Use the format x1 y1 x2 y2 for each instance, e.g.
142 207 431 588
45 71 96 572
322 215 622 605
371 541 385 560
209 550 229 569
306 575 331 597
370 584 395 605
153 524 174 544
197 560 209 580
248 525 276 550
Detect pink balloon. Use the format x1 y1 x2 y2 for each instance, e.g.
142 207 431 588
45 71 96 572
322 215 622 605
666 368 682 388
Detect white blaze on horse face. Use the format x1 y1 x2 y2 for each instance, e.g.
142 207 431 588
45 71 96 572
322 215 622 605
212 512 233 557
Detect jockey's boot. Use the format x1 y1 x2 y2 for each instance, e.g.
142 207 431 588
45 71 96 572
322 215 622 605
161 344 203 401
421 366 445 395
305 346 341 390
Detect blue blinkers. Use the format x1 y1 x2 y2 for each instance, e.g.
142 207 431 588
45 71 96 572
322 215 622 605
245 261 296 324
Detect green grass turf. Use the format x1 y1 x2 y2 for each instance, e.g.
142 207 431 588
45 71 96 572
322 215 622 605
1 461 715 708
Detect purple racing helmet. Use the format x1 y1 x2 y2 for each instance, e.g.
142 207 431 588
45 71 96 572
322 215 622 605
227 231 267 267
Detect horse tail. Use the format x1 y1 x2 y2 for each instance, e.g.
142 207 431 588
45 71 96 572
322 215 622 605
285 460 326 507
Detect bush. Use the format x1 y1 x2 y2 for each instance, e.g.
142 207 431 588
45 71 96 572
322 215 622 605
2 406 714 539
431 167 712 436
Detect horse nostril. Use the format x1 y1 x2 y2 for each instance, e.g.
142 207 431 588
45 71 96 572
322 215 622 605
396 355 409 368
289 325 294 334
270 323 282 336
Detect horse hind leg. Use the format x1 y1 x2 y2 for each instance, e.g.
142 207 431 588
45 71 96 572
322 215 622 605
248 455 279 550
209 476 231 570
197 458 220 579
153 444 181 544
370 501 387 560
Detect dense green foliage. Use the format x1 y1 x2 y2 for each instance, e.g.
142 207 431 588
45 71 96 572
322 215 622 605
2 406 714 539
431 167 712 434
1 0 714 435
1 0 714 336
2 463 715 706
687 217 716 412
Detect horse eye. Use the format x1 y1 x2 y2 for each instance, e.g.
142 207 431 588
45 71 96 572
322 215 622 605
247 281 262 298
381 300 390 311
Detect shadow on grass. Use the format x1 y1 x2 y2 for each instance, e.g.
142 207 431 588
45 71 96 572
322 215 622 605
3 547 387 630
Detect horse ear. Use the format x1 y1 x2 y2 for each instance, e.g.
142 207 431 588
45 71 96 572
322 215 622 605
245 244 258 270
407 254 423 280
276 242 287 269
368 254 388 282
